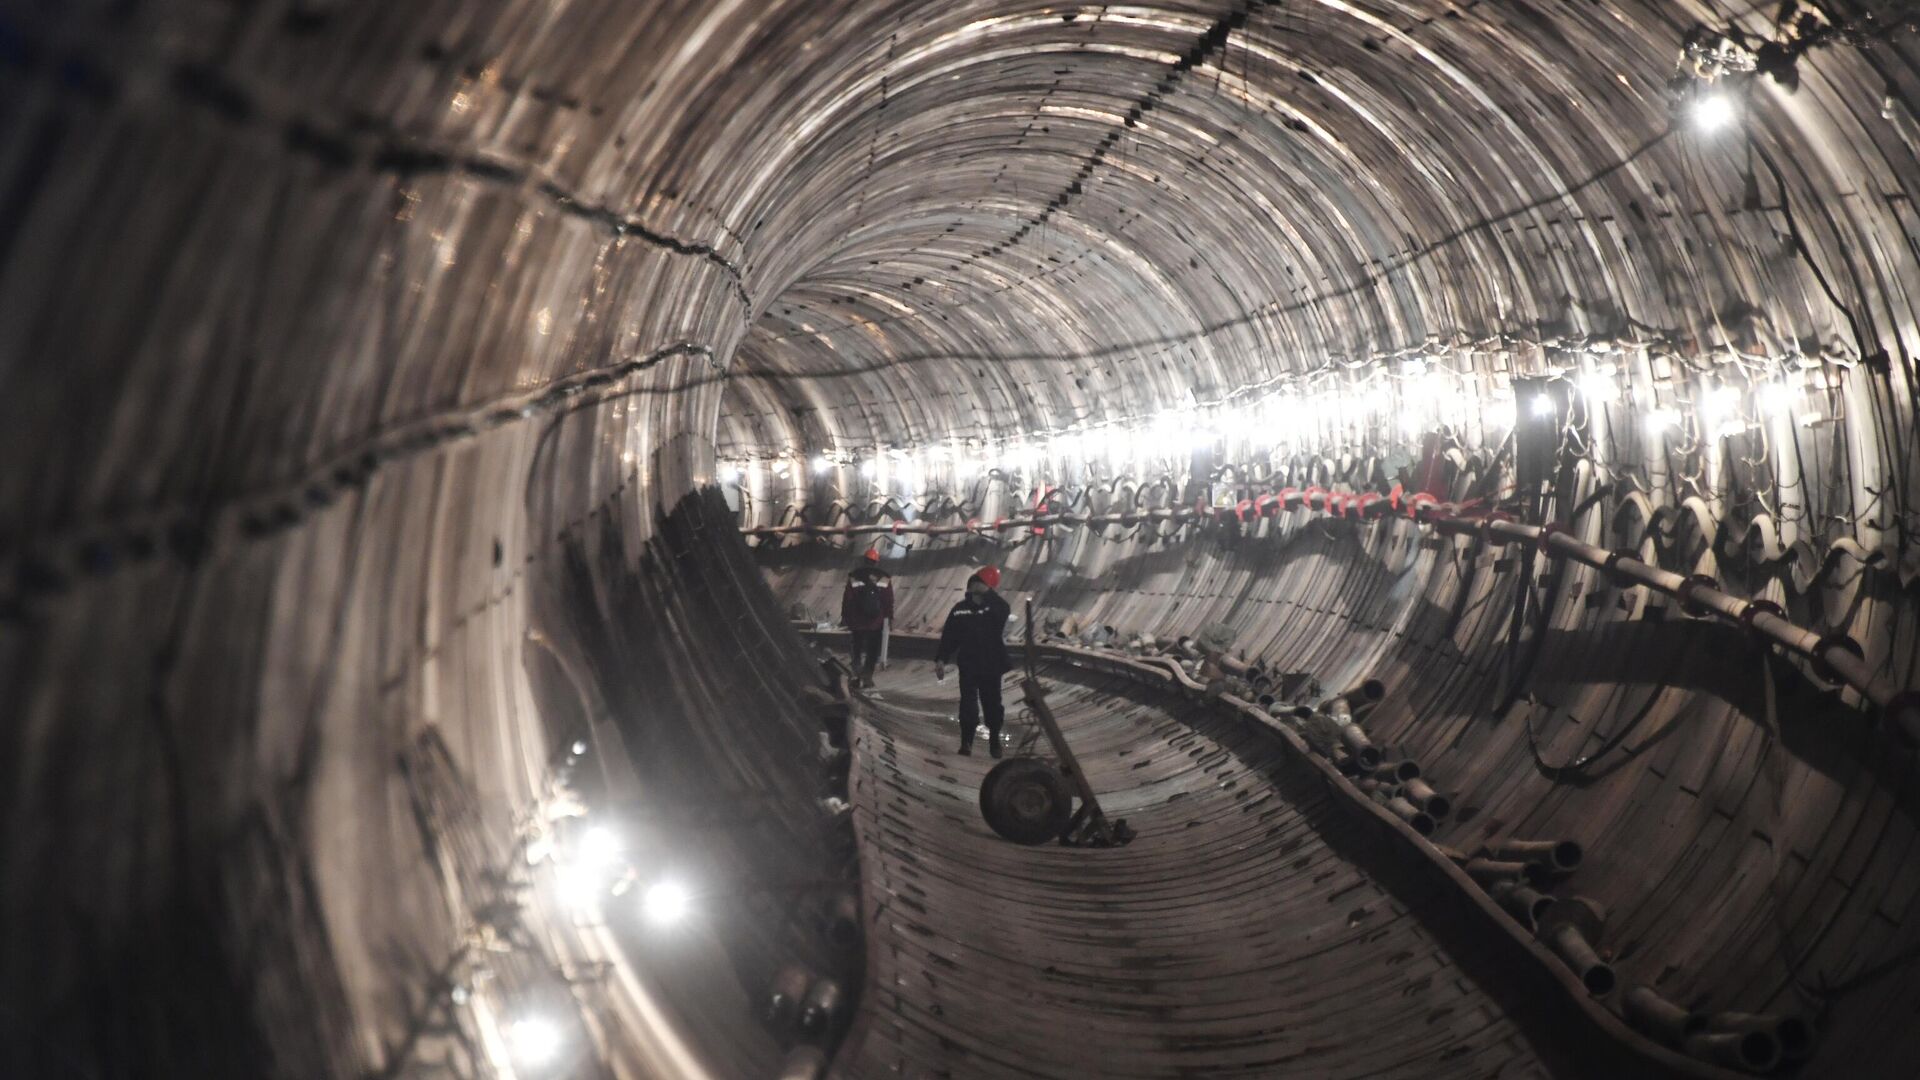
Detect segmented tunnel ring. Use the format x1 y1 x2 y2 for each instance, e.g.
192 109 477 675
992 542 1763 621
8 1 1920 1078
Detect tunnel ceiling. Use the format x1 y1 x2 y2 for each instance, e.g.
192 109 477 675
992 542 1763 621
5 1 1920 1078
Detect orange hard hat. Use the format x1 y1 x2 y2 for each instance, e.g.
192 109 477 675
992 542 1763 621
974 566 1001 589
863 548 880 562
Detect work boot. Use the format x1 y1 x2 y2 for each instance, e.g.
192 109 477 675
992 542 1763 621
958 742 972 756
988 737 1002 759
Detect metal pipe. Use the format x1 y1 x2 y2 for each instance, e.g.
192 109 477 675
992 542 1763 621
1683 1031 1781 1073
799 978 844 1036
777 1045 828 1080
1399 778 1450 819
1371 760 1420 783
765 965 812 1028
1544 923 1615 996
1332 678 1386 709
1464 858 1548 889
1538 898 1615 996
1337 722 1382 771
1384 796 1435 835
1483 839 1583 873
1622 986 1701 1046
1487 881 1555 930
828 891 861 946
1705 1012 1812 1062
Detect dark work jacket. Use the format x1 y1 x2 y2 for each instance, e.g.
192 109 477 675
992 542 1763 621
840 566 895 631
935 589 1012 675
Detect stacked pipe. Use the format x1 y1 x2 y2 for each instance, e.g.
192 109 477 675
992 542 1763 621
765 665 867 1078
1445 837 1599 984
1616 987 1812 1074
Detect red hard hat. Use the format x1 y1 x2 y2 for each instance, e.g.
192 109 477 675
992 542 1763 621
975 566 1001 589
863 548 880 562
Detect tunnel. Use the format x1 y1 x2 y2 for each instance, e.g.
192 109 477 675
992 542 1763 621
4 0 1920 1077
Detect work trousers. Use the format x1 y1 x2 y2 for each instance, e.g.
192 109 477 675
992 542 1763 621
957 666 1005 747
849 628 883 680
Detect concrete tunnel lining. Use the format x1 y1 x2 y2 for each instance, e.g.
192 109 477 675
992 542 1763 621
3 1 1920 1078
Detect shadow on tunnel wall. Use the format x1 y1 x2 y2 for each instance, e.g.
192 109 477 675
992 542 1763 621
538 488 858 1077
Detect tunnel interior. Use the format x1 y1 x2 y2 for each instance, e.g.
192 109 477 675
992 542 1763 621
4 1 1920 1078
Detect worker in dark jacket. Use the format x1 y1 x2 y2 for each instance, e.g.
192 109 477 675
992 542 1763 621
840 549 894 688
933 567 1012 756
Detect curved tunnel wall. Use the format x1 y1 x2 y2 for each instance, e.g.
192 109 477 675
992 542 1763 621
2 1 1919 1077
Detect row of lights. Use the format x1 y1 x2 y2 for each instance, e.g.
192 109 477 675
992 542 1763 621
722 369 1486 490
503 741 696 1072
714 61 1756 489
722 361 1824 494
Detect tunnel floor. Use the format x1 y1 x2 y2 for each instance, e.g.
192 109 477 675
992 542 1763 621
834 659 1557 1079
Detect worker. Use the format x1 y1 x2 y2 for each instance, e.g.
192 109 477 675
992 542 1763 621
933 567 1011 757
840 548 894 688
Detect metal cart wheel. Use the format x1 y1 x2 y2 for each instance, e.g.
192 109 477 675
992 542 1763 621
979 757 1073 845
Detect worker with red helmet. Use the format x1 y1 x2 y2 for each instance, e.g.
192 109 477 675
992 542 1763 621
840 548 894 688
933 566 1012 756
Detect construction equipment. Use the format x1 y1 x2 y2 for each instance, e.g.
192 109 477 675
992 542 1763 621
977 600 1135 847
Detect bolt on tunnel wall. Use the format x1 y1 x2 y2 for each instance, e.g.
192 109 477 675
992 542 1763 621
3 1 1920 1078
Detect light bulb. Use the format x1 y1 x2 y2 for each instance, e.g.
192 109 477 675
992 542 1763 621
1702 385 1742 430
1578 373 1617 402
555 865 602 910
1646 407 1682 433
1759 382 1794 415
810 455 831 475
1692 91 1736 134
1529 395 1556 419
643 880 691 925
509 1017 562 1066
578 826 620 865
